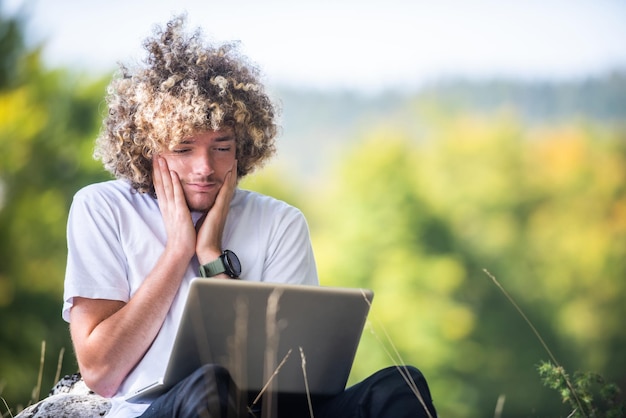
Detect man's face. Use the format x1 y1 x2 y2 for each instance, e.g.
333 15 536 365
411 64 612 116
159 129 237 212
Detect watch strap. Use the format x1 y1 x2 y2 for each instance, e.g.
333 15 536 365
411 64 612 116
199 257 226 277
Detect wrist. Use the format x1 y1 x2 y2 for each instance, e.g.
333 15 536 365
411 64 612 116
197 249 222 266
198 250 241 278
164 242 195 264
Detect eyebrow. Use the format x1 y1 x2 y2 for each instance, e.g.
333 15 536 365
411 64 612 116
215 135 236 142
179 134 235 145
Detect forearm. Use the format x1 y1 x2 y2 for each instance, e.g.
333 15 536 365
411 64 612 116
71 246 191 397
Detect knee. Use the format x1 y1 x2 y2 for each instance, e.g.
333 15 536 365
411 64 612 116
195 364 231 384
372 365 425 390
181 364 229 391
366 366 436 417
175 364 241 417
186 364 236 400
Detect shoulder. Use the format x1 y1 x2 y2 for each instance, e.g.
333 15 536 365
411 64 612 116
232 188 303 219
230 189 310 241
69 180 158 225
73 179 135 201
72 180 152 208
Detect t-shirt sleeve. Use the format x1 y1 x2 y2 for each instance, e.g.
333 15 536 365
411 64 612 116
262 207 319 286
62 187 130 322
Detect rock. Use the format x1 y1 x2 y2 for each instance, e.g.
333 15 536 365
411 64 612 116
15 373 111 418
49 373 93 396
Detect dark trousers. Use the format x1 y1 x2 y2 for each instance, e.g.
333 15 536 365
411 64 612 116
138 364 437 418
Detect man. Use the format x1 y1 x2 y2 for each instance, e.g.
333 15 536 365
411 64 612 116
63 15 437 418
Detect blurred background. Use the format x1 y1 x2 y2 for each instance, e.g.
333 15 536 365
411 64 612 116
1 0 625 416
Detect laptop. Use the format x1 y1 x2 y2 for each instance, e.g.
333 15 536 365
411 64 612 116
126 278 374 402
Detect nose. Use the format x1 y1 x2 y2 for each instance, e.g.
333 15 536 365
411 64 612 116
193 150 215 177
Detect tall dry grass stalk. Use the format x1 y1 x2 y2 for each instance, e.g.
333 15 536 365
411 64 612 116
232 295 249 416
360 290 435 418
261 288 283 418
2 340 66 418
249 349 292 415
54 347 65 392
299 347 315 418
483 269 586 416
1 396 14 418
494 394 506 418
32 341 45 403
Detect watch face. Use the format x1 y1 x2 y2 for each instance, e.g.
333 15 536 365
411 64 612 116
224 250 242 276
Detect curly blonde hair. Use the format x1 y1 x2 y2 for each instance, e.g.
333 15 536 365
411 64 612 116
94 15 278 194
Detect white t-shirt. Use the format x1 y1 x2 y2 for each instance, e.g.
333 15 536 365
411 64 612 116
63 180 318 417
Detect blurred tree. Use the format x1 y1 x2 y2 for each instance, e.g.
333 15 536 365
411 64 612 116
309 110 626 416
0 1 25 89
0 7 110 411
417 113 626 415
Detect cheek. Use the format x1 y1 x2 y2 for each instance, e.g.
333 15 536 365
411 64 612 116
162 157 185 175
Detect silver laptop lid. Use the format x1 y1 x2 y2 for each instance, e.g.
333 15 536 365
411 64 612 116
165 279 374 397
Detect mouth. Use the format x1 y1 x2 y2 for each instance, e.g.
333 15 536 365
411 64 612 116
186 182 219 193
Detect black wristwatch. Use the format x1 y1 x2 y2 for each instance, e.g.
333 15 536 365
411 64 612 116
199 250 241 278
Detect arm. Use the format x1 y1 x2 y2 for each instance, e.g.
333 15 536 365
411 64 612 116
69 158 196 396
69 157 236 396
195 159 238 269
263 208 318 285
69 245 189 397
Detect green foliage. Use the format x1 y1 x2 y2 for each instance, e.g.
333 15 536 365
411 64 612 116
0 2 26 89
0 7 111 412
538 361 625 418
303 111 626 416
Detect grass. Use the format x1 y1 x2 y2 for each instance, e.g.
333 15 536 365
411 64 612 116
8 269 621 417
2 286 435 418
484 269 625 418
360 289 435 418
244 287 435 418
1 340 67 418
0 398 12 418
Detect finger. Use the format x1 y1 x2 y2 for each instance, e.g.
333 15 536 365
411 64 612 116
152 157 164 198
215 160 238 208
153 157 179 221
157 159 174 213
227 160 238 195
195 161 237 254
228 160 238 187
157 157 175 202
170 169 187 209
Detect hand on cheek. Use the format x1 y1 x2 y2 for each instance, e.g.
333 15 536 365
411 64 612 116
196 160 238 264
153 156 196 260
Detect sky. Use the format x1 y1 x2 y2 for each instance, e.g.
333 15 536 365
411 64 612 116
3 0 626 92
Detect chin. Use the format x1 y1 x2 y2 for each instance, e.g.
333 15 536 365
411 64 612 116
187 200 216 213
183 191 215 212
